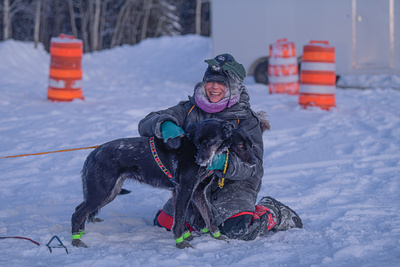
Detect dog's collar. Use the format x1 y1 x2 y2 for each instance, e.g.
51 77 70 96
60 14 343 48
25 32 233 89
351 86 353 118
218 149 229 189
205 149 229 189
149 137 177 186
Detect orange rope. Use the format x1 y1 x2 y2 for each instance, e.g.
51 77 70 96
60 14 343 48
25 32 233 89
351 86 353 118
0 146 99 159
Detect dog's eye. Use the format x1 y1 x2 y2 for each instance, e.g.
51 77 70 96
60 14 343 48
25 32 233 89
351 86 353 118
237 143 245 150
200 138 211 146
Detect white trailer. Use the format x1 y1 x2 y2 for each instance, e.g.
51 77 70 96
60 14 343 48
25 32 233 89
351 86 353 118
210 0 399 83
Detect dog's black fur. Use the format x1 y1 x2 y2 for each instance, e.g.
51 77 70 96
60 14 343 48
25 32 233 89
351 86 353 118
181 120 259 244
71 113 269 249
71 119 255 248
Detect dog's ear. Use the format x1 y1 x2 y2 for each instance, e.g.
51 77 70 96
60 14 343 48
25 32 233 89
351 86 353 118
222 121 235 138
185 123 198 139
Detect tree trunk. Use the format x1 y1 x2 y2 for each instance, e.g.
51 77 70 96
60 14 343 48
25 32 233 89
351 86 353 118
140 0 153 41
130 4 144 45
98 0 109 50
86 0 94 51
78 0 90 52
34 0 42 48
68 0 78 38
91 0 101 51
52 0 62 37
2 0 23 40
154 16 163 37
3 0 10 40
40 0 48 50
195 0 202 35
117 1 134 45
111 0 132 48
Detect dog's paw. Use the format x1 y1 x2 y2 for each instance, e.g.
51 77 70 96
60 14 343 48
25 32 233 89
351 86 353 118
185 234 194 242
214 235 229 242
212 232 229 242
72 239 88 248
175 240 193 249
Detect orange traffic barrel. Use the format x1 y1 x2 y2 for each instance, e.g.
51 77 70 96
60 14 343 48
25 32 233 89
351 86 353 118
268 38 299 95
299 40 336 110
47 34 84 101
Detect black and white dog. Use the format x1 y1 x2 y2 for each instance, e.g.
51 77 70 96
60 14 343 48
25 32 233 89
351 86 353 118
71 118 260 248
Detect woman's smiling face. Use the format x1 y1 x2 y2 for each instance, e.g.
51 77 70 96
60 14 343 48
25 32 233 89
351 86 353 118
205 82 226 103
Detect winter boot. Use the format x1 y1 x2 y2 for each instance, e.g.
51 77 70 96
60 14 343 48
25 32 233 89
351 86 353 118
257 196 303 231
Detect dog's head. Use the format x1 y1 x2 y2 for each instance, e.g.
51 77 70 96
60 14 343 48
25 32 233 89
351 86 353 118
229 129 257 167
186 119 235 166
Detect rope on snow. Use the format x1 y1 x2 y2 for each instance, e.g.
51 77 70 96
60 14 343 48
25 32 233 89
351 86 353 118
0 236 40 246
0 146 99 159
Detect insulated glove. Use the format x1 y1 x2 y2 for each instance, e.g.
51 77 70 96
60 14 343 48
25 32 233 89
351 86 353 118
206 154 228 171
161 121 185 149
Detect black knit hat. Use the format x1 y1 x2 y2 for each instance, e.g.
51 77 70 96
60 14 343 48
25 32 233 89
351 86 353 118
203 68 229 86
202 54 246 85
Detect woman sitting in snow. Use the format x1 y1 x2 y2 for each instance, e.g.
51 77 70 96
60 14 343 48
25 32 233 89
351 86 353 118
138 53 303 242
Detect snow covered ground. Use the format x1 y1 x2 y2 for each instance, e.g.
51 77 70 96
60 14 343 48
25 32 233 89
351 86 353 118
0 35 399 266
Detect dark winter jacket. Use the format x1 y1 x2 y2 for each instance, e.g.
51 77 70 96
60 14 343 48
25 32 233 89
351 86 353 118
138 83 264 226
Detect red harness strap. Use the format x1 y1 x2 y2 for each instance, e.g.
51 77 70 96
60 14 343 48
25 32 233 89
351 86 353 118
149 137 176 186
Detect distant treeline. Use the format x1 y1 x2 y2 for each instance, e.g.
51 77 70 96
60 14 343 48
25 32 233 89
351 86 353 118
1 0 210 52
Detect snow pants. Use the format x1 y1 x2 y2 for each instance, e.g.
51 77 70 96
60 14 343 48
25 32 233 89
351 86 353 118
154 199 277 241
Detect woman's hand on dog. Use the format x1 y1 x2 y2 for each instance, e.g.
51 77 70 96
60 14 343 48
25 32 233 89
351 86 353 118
161 121 185 149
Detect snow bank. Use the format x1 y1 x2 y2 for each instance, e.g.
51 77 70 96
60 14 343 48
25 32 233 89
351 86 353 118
0 35 399 266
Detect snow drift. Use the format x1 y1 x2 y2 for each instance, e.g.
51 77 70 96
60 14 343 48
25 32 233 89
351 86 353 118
0 35 399 266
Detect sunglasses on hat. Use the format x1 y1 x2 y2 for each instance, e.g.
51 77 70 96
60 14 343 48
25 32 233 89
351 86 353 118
204 54 246 81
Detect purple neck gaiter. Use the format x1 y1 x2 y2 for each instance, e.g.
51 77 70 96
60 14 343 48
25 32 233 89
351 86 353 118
194 84 240 113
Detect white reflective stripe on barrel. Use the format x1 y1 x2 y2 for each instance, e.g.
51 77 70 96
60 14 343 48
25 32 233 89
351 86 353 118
69 79 82 89
299 84 336 94
269 57 297 65
49 79 82 89
269 74 299 84
49 79 65 88
301 62 335 71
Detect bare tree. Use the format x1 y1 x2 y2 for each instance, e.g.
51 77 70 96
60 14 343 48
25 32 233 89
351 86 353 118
33 0 41 48
195 0 209 35
127 1 144 45
195 0 201 35
140 0 152 41
77 0 90 52
98 0 109 49
40 0 49 50
153 0 181 38
2 0 23 40
2 0 11 39
91 0 101 50
68 0 78 38
1 0 196 51
52 0 62 37
111 0 135 48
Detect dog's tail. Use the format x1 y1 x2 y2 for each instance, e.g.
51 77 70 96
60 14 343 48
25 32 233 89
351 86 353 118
257 111 271 133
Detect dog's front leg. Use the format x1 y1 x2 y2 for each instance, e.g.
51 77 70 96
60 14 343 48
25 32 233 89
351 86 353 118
172 186 193 249
191 180 227 242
